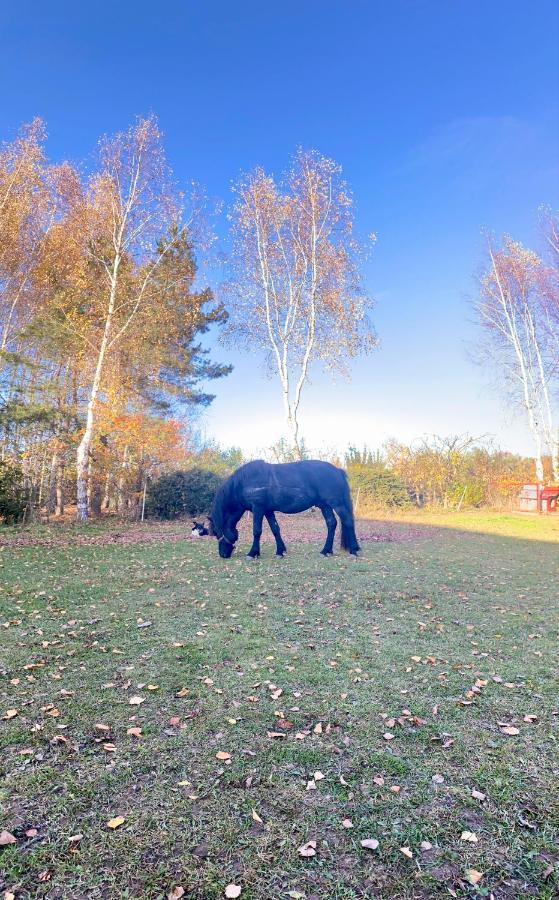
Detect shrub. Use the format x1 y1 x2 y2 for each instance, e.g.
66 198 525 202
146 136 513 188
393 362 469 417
347 463 410 509
448 481 485 508
0 459 26 524
146 468 222 520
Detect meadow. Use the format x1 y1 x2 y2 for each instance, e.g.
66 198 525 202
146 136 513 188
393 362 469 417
1 511 558 899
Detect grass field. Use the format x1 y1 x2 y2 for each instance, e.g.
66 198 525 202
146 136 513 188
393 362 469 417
1 511 558 899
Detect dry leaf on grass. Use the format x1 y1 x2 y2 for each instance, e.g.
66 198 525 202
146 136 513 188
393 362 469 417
128 696 145 706
216 751 232 761
298 840 317 857
460 830 478 843
471 788 486 801
168 888 185 900
107 816 125 829
251 809 263 824
400 846 413 858
224 885 241 898
360 838 379 851
466 869 483 885
0 831 16 846
3 709 18 720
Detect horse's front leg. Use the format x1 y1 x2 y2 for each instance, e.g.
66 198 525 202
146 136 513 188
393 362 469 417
247 507 264 559
265 511 287 556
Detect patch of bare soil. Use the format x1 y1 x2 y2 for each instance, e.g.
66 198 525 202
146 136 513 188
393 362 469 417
0 510 436 550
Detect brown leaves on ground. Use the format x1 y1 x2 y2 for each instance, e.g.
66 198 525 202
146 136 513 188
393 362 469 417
298 840 317 857
224 885 242 898
360 838 379 851
0 831 16 846
107 816 125 829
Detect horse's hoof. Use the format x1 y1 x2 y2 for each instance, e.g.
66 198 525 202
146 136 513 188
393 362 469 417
321 551 333 557
276 552 286 557
246 554 259 561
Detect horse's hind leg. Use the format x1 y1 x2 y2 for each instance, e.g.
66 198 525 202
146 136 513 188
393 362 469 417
320 504 337 556
265 512 287 556
247 508 264 559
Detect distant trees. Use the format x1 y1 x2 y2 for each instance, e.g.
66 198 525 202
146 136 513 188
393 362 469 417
475 231 558 482
0 117 230 522
384 436 537 508
225 149 376 455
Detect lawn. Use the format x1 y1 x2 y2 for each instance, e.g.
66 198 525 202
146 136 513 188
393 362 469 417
1 511 558 899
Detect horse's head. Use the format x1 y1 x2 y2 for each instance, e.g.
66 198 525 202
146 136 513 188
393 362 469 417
209 482 240 559
208 514 238 558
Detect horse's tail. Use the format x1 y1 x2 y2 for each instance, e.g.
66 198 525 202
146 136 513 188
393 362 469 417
339 470 360 553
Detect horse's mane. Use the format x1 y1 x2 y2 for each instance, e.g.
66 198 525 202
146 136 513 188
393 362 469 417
209 461 268 533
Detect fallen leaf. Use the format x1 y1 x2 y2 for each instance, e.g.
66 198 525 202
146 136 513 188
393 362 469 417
224 885 241 898
298 839 317 857
94 723 111 732
466 869 483 885
383 732 395 741
251 809 263 824
499 725 520 736
216 751 232 761
287 892 306 899
314 771 325 781
3 709 18 720
128 696 145 706
432 774 444 784
107 816 125 829
471 788 486 801
127 727 142 737
360 838 379 851
400 846 413 858
420 840 433 851
168 888 185 900
341 818 353 829
4 891 16 900
0 831 16 846
306 779 317 791
460 831 478 843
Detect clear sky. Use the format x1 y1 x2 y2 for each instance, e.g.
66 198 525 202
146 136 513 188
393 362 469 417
2 1 558 456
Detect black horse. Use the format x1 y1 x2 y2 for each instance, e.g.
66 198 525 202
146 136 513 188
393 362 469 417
209 459 360 559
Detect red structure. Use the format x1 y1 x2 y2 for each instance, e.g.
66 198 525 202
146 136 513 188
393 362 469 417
519 483 559 514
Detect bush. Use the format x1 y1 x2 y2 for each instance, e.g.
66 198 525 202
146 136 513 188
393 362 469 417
347 464 410 509
146 468 222 520
0 459 26 524
448 482 485 508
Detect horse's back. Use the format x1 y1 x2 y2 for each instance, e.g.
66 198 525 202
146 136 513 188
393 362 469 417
232 459 348 512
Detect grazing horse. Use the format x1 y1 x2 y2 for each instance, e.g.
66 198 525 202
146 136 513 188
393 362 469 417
209 459 360 559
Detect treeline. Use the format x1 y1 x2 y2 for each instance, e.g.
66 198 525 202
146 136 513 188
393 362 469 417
345 437 543 511
0 117 230 523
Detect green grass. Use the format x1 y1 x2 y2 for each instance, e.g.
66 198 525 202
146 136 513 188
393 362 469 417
1 511 558 899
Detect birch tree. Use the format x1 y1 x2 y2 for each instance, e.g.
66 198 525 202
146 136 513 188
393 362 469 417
226 149 376 454
74 116 178 520
476 237 558 481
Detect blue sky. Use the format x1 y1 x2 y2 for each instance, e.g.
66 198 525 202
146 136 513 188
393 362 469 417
2 1 558 455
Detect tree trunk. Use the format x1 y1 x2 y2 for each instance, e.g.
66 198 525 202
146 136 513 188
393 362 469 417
117 445 129 515
76 256 120 522
55 453 65 517
47 451 59 516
